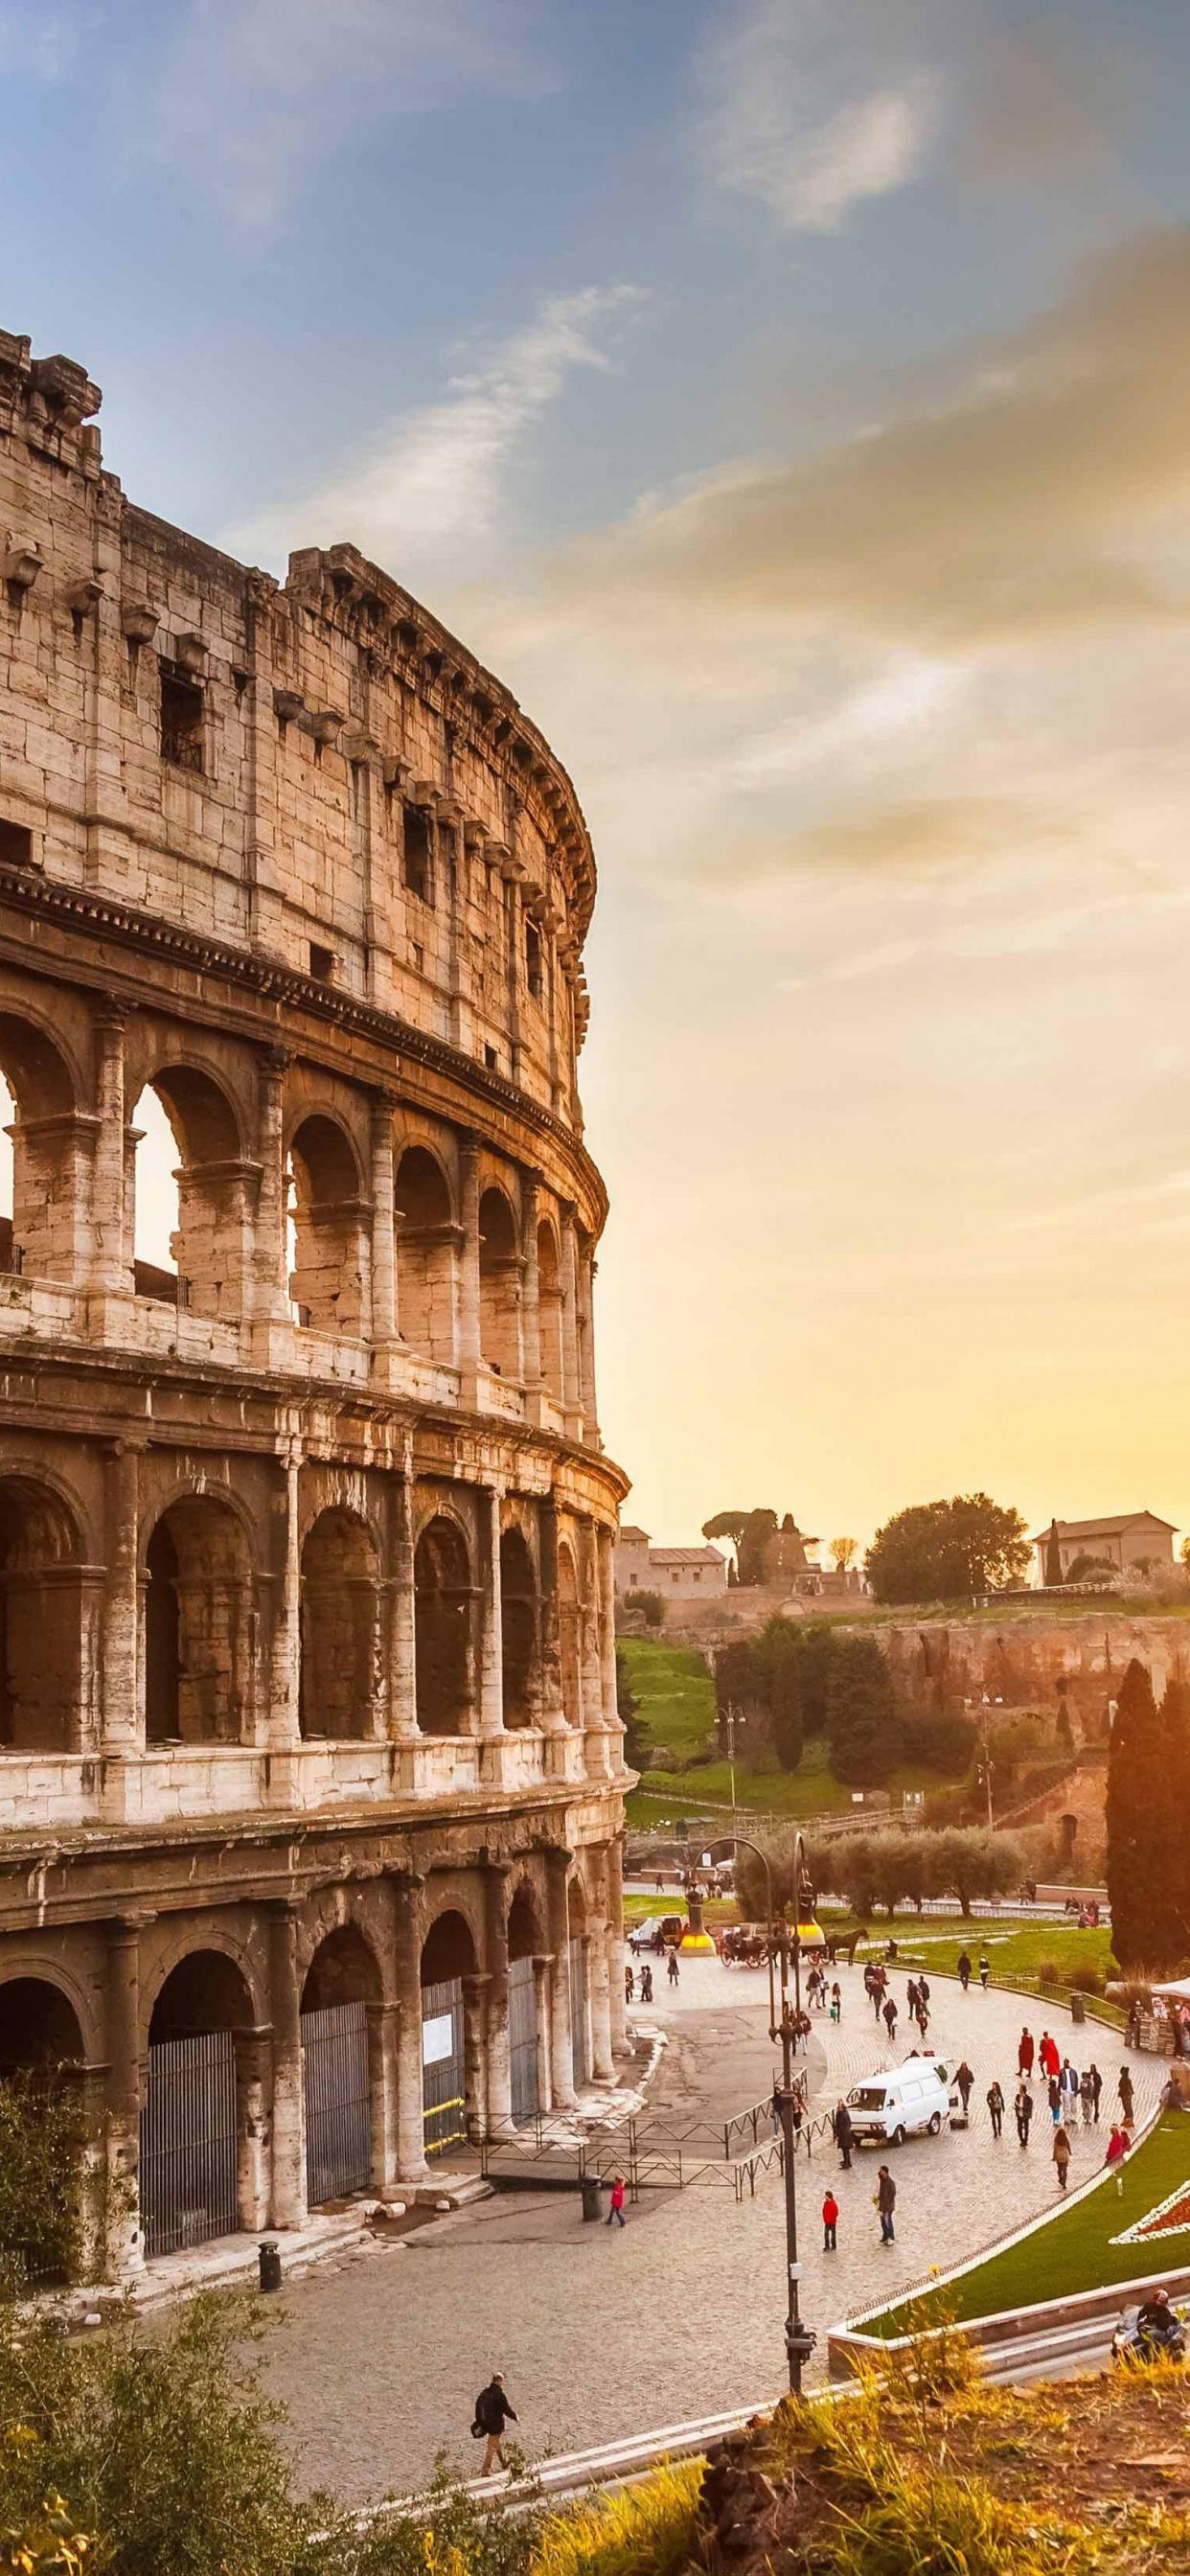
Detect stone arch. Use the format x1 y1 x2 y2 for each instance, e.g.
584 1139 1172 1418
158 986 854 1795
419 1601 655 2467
558 1539 582 1727
500 1523 538 1728
507 1879 542 1963
142 1947 261 2260
566 1874 587 1935
299 1506 380 1740
143 1490 255 1746
130 1063 247 1318
420 1906 479 2159
396 1144 456 1362
0 1975 84 2074
414 1514 472 1736
288 1113 367 1337
478 1184 521 1380
0 1472 87 1751
537 1217 563 1400
300 1924 384 2206
422 1908 478 1986
301 1921 382 2012
0 1007 82 1284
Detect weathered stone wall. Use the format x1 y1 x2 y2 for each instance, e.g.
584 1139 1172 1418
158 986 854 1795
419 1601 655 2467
868 1612 1190 1739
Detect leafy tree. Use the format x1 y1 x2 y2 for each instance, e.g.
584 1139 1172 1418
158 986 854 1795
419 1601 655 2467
701 1512 749 1577
1064 1554 1116 1585
622 1588 664 1628
829 1536 858 1571
791 1622 835 1736
731 1831 832 1923
930 1827 1020 1918
898 1708 976 1777
865 1494 1030 1605
615 1649 649 1774
826 1635 902 1784
1107 1658 1185 1970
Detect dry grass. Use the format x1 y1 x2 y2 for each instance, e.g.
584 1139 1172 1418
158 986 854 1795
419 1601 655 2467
529 2462 702 2576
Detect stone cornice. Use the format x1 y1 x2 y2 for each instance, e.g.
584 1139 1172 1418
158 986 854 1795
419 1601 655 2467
0 860 608 1229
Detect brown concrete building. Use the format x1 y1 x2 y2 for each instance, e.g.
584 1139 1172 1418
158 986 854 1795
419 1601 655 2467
0 327 629 2274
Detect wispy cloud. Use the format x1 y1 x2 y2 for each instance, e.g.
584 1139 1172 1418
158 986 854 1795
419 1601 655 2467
231 286 645 583
134 0 548 226
0 2 94 80
698 0 941 233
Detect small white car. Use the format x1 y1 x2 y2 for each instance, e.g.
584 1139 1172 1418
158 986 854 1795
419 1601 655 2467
846 2057 953 2147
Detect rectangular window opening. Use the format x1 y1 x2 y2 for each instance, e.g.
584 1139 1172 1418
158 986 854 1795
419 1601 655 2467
402 804 433 903
309 943 335 984
484 1044 498 1072
525 920 543 1000
159 660 204 772
0 819 33 868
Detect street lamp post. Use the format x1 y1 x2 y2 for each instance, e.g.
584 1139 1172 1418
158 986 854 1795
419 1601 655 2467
732 1828 816 2395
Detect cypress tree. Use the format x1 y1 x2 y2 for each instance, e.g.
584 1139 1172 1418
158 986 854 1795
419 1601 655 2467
826 1636 902 1785
1106 1658 1178 1969
1158 1672 1190 1968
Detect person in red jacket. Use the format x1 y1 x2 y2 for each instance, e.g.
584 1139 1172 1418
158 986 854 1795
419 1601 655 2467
822 2189 839 2251
606 2173 627 2229
1040 2032 1060 2081
1018 2028 1035 2077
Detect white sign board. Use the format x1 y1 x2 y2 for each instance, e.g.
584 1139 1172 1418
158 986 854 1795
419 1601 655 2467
422 2012 454 2066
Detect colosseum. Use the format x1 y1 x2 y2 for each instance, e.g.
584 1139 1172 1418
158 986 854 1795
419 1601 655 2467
0 326 629 2277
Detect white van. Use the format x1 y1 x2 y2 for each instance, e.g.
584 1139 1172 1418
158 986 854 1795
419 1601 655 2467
846 2057 954 2147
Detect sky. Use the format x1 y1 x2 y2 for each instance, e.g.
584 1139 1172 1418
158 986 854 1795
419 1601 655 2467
5 0 1190 1553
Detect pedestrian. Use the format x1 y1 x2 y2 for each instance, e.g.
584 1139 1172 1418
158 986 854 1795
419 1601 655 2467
1053 2124 1072 2191
883 1996 898 2038
978 1954 991 1990
906 1976 919 2015
606 2173 627 2229
1047 2074 1062 2126
955 2059 974 2114
1060 2057 1079 2112
1106 2124 1130 2194
1015 2082 1033 2145
957 1949 973 1991
822 2188 839 2252
625 1965 634 2004
834 2099 854 2171
1088 2062 1103 2121
1078 2066 1093 2127
919 1975 930 2007
641 1964 653 2004
666 1948 679 1987
1119 2066 1135 2124
871 1972 884 2024
830 1981 842 2023
917 2002 930 2038
471 2374 517 2477
1018 2028 1035 2078
875 2164 897 2243
1040 2032 1060 2081
987 2079 1005 2139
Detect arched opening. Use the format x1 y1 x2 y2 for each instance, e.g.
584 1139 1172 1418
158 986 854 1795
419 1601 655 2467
0 1014 79 1284
131 1067 246 1317
395 1146 456 1362
500 1525 538 1729
537 1222 563 1400
559 1542 582 1728
301 1927 381 2206
0 1475 85 1751
142 1951 256 2258
507 1884 541 2126
288 1115 367 1337
299 1508 380 1741
0 1978 87 2286
421 1909 477 2158
414 1516 471 1736
566 1881 589 2091
144 1493 254 1746
478 1185 521 1380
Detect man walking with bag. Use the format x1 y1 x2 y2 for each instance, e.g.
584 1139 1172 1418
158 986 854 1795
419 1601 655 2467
875 2164 897 2243
471 2374 517 2477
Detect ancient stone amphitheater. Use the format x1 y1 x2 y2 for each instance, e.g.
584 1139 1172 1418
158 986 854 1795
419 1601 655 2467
0 327 628 2274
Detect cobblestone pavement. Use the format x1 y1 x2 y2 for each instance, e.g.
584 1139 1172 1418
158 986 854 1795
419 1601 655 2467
261 1959 1163 2504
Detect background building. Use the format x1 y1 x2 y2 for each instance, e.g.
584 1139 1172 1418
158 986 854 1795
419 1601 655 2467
614 1527 727 1601
0 326 628 2276
1032 1512 1177 1584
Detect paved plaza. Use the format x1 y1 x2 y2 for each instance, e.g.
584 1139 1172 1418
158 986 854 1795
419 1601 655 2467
261 1955 1164 2504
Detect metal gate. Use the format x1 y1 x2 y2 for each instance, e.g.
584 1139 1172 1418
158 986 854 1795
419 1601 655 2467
422 1978 466 2156
140 2030 238 2259
509 1955 538 2126
569 1937 588 2090
302 2000 371 2205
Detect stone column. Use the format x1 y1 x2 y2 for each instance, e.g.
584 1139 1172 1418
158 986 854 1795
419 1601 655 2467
519 1173 542 1392
387 1460 418 1741
105 1917 144 2275
268 1902 308 2228
91 1004 129 1298
588 1910 614 2084
482 1859 513 2130
533 1955 553 2114
538 1491 566 1733
545 1846 577 2108
102 1440 142 1761
462 1973 490 2141
580 1519 603 1741
578 1251 599 1436
597 1523 620 1734
393 1874 428 2182
561 1210 583 1438
370 1094 398 1346
268 1445 303 1762
235 2029 272 2230
367 2002 400 2194
606 1835 628 2054
253 1048 290 1325
478 1486 505 1741
457 1133 481 1400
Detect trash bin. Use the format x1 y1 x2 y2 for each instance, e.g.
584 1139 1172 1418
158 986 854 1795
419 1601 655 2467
1070 1993 1086 2024
581 2176 603 2223
259 2240 283 2291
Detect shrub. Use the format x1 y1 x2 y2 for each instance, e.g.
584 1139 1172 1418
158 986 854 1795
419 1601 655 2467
898 1708 976 1776
1068 1962 1105 1994
623 1590 664 1629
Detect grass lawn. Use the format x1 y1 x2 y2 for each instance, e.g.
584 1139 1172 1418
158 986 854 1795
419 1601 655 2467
861 2112 1190 2335
858 1918 1118 1988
